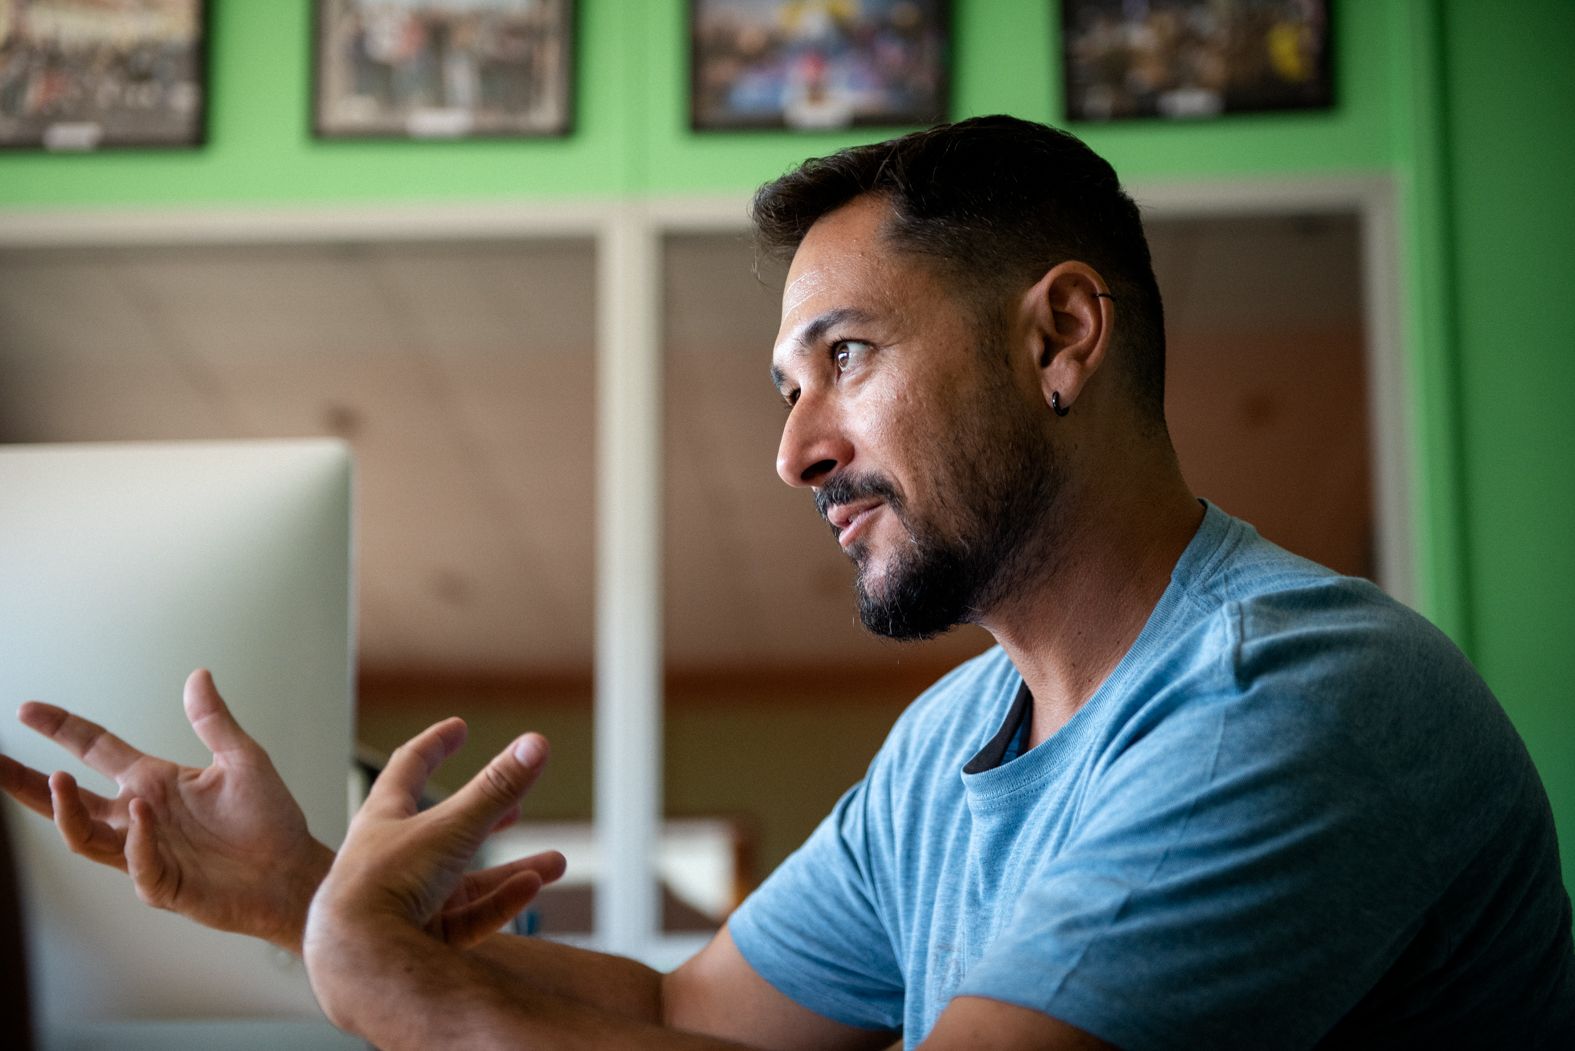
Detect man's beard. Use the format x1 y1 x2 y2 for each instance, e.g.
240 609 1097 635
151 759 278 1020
815 372 1060 641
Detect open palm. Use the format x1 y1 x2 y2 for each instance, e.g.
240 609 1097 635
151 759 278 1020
0 669 331 951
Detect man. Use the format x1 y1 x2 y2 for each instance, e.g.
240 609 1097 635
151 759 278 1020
4 116 1573 1049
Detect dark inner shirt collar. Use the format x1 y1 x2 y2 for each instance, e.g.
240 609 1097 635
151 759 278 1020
963 680 1032 774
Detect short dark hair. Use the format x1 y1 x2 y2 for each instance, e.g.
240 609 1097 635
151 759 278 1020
750 115 1167 424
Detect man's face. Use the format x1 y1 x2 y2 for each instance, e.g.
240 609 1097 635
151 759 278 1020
770 197 1060 639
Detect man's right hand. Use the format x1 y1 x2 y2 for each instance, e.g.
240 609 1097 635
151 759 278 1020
0 668 332 953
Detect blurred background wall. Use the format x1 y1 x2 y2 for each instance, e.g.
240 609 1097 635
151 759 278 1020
0 0 1570 908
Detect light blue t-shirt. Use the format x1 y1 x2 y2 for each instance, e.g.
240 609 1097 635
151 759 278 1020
729 504 1575 1048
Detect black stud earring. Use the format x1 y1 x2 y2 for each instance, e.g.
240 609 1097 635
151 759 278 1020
1052 391 1071 417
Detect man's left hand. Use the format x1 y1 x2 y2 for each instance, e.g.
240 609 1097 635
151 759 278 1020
303 718 562 1037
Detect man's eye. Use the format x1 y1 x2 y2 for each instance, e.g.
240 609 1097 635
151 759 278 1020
833 340 872 374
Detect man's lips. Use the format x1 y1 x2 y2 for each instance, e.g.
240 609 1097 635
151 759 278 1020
828 498 884 548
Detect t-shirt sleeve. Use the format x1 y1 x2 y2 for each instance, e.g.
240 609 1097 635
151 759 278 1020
727 776 906 1033
956 597 1525 1050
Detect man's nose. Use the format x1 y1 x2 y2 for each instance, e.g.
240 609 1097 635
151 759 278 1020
776 398 852 488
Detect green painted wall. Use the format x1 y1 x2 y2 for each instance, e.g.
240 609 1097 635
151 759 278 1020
1 1 1570 897
1436 0 1575 895
0 1 636 204
0 1 1399 203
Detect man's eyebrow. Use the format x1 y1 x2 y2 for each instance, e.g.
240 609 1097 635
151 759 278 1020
770 306 876 393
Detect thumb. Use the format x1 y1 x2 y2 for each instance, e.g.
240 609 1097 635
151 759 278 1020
443 734 550 833
183 669 256 757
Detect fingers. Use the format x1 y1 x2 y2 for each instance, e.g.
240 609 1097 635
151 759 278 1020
441 871 544 948
0 752 57 820
50 771 128 871
6 756 133 870
19 700 146 780
182 669 258 758
2 753 118 821
366 717 469 819
126 797 175 909
460 850 567 903
442 734 550 834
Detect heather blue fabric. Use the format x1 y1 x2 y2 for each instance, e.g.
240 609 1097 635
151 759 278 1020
728 503 1575 1049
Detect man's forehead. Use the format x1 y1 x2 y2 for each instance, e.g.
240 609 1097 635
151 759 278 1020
784 195 892 286
780 251 870 321
774 198 896 344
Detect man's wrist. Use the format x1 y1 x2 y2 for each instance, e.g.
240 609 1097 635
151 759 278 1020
304 897 513 1048
272 837 335 955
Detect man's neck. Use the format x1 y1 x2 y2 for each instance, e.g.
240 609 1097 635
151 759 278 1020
981 473 1204 749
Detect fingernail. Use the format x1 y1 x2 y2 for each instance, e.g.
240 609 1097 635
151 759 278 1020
513 735 545 766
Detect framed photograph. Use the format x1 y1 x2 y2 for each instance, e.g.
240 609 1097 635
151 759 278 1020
0 0 207 150
691 0 949 132
314 0 573 140
1062 0 1332 122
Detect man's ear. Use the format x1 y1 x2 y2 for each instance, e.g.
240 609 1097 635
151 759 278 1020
1021 261 1114 416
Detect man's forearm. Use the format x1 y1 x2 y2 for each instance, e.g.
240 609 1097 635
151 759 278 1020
466 931 666 1024
312 918 751 1051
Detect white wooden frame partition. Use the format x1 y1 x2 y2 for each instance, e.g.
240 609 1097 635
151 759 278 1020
0 173 1411 970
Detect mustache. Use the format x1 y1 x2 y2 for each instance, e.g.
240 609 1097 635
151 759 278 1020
814 472 903 525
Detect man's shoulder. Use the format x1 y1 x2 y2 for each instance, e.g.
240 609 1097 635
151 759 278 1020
1138 512 1511 793
1168 517 1533 850
1217 564 1483 712
1179 507 1474 693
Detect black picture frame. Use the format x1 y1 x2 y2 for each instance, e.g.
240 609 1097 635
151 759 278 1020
0 0 208 151
1062 0 1333 123
690 0 950 132
313 0 574 141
